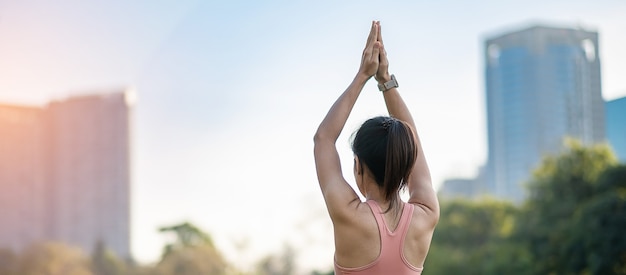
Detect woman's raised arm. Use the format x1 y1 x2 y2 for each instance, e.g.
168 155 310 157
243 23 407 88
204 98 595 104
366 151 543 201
375 23 440 220
313 21 380 220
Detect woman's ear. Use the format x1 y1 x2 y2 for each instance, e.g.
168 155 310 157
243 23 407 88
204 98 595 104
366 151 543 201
354 156 362 175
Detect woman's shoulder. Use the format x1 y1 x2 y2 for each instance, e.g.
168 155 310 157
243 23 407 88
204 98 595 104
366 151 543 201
407 202 439 232
331 200 377 226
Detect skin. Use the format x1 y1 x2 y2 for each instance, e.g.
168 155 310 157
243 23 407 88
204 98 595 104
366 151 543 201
313 21 440 269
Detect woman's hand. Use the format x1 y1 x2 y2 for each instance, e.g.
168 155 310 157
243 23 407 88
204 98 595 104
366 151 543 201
357 21 381 79
375 22 391 83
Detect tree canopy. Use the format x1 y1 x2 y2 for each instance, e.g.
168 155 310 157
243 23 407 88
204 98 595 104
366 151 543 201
425 141 626 275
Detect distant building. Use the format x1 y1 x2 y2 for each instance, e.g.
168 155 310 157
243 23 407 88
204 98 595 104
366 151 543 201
606 96 626 162
438 178 481 200
484 25 605 201
0 92 132 259
0 105 49 252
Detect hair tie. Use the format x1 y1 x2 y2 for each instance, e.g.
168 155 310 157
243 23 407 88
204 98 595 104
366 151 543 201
382 118 394 131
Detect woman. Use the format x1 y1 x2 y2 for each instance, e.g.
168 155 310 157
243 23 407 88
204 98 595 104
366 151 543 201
313 21 440 274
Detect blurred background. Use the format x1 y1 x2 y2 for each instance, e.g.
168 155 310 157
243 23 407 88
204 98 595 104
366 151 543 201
0 0 624 274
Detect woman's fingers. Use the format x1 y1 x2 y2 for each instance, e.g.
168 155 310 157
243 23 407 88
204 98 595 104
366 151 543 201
365 23 378 56
380 45 388 63
375 22 389 81
377 21 384 45
366 21 377 48
372 22 379 45
358 21 382 77
372 42 381 63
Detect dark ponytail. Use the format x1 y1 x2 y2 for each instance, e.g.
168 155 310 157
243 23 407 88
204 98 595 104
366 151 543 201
351 116 418 214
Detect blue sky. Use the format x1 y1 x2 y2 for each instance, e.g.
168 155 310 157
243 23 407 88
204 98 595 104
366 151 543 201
1 0 625 272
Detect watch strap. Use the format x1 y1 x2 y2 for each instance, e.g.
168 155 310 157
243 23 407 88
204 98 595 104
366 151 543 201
377 74 398 92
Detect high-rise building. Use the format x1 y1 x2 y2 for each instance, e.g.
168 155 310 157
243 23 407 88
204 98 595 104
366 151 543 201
438 178 481 200
0 105 49 252
0 92 132 259
484 25 604 201
606 96 626 162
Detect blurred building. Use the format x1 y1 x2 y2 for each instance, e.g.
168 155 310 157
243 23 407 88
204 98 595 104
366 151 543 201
0 105 49 253
606 96 626 162
484 25 604 201
438 178 481 200
0 92 132 259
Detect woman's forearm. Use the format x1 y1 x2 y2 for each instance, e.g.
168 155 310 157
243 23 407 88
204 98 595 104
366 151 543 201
381 87 415 127
314 74 370 142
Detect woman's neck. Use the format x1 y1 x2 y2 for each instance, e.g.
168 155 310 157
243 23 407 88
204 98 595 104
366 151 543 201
364 183 403 217
365 187 399 208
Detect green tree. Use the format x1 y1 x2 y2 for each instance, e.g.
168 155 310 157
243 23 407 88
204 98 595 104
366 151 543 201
425 198 527 274
426 140 624 275
517 140 621 274
17 242 93 275
0 247 18 275
91 240 127 275
159 222 215 257
125 264 158 275
155 222 230 275
255 244 296 275
310 270 334 275
156 245 229 275
564 165 626 274
311 270 335 275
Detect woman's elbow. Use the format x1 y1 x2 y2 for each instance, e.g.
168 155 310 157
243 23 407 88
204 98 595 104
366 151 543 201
313 130 327 143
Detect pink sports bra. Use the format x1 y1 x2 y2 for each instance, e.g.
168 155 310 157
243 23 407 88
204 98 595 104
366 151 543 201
334 200 423 275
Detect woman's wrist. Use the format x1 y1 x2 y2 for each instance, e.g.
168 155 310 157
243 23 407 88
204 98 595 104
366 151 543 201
376 73 391 84
354 72 372 84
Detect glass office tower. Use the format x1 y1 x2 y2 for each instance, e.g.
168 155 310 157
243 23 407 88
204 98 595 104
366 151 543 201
484 25 604 201
606 96 626 162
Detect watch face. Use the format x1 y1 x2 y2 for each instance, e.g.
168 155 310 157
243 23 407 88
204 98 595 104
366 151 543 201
379 75 397 91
